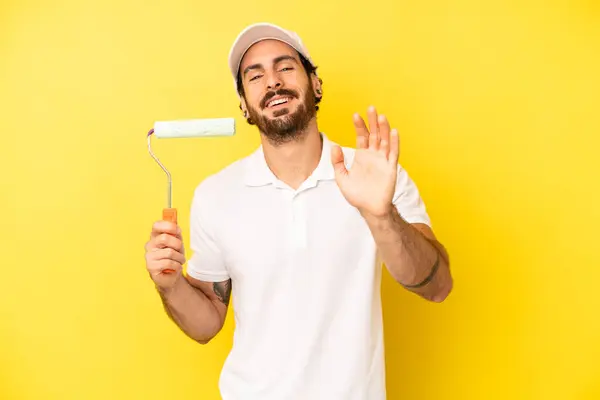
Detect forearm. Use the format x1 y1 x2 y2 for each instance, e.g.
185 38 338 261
363 207 452 302
156 274 222 343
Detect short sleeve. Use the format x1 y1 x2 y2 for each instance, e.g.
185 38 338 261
392 164 431 227
185 182 230 282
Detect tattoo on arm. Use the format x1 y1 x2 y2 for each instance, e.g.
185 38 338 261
213 280 232 305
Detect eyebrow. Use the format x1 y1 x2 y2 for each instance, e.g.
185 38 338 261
242 55 298 77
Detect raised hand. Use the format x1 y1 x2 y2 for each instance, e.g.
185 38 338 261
330 106 399 218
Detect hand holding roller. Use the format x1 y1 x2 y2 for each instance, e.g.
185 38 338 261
147 117 236 274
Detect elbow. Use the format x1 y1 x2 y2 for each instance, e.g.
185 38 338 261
192 324 222 345
429 255 453 303
429 276 453 303
194 334 217 345
430 291 450 303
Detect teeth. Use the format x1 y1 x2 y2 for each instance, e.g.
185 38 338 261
268 98 289 107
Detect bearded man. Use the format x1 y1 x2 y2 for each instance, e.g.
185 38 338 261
144 22 453 400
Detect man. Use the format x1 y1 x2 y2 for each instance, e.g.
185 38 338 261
144 22 453 400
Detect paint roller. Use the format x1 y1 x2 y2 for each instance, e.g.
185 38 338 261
147 117 236 272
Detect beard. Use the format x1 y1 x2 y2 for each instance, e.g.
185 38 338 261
246 85 316 146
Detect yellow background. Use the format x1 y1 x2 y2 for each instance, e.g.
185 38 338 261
2 0 599 399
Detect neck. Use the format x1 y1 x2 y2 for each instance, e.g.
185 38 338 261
261 120 322 190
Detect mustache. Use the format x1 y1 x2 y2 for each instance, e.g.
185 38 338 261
261 89 299 109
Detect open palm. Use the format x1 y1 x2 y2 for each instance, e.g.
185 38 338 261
331 106 400 218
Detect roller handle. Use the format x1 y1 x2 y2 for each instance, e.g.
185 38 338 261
163 208 177 224
162 208 178 274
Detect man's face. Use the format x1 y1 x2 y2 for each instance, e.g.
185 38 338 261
238 39 318 145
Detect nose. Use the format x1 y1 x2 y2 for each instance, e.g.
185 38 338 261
266 73 282 90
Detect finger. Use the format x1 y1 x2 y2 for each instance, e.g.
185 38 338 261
148 247 186 266
378 114 391 157
353 113 369 149
151 221 180 239
389 128 400 164
146 233 176 252
367 106 379 150
330 145 348 177
145 236 184 258
152 259 182 275
154 233 184 253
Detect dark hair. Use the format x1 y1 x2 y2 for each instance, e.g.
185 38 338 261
237 51 323 118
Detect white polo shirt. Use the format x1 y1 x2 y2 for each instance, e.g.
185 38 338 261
186 133 430 400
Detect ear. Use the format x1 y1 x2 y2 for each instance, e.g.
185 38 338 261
239 97 248 117
311 74 322 98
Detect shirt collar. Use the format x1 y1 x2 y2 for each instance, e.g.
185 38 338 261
244 133 335 187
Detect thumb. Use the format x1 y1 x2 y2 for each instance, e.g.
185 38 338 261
331 145 348 177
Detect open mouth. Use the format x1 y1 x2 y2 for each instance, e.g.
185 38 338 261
266 96 294 109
